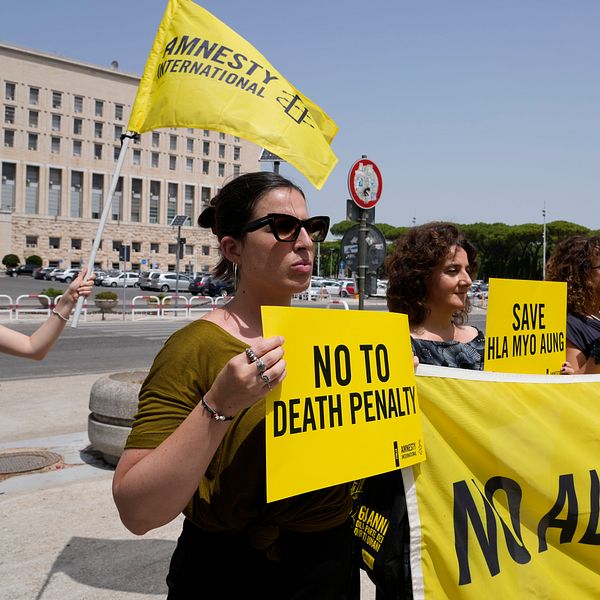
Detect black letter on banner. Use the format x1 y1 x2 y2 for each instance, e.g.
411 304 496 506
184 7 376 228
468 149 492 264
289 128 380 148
579 469 600 545
273 400 287 437
313 346 331 388
359 344 373 383
537 473 579 552
334 345 351 386
375 344 390 382
453 479 499 585
485 477 531 565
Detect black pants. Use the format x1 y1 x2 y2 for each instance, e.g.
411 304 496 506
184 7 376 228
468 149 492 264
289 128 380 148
166 518 359 600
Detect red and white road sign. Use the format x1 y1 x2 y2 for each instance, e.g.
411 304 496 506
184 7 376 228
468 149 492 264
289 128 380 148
348 158 383 209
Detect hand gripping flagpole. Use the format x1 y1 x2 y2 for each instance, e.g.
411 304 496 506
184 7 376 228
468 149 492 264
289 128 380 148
71 133 135 328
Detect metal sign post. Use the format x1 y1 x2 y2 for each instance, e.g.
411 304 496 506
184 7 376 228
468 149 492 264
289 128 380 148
347 155 383 310
170 215 189 298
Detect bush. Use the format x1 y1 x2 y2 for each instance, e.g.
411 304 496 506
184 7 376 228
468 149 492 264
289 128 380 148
95 291 118 301
40 288 63 299
2 254 19 268
25 255 42 267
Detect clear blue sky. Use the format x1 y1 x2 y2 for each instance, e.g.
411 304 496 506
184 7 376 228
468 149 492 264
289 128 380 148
2 1 600 229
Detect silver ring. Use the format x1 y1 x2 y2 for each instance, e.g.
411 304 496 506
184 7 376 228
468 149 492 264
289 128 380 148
256 358 266 374
245 347 258 363
261 373 271 385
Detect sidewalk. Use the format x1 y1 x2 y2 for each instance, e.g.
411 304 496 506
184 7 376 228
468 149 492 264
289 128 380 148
0 374 376 599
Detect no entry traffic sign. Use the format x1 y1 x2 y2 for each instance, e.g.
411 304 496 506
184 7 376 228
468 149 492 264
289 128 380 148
348 158 383 209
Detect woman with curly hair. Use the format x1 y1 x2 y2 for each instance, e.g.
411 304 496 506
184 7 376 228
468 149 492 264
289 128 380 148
545 235 600 373
386 221 484 369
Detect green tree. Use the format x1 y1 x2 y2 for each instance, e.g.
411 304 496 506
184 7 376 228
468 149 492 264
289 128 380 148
2 254 20 268
25 254 43 267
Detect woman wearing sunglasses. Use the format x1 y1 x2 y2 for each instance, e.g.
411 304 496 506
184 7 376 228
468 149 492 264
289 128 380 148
112 172 356 599
546 235 600 374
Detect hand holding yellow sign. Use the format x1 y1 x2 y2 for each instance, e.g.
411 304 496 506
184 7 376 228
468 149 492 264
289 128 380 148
261 307 425 502
485 278 567 374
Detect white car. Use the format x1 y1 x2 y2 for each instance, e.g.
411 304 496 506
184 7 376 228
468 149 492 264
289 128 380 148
55 268 81 283
102 272 140 287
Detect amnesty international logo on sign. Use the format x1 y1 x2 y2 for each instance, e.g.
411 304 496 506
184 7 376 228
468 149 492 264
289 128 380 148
261 307 425 503
484 278 567 374
128 0 338 189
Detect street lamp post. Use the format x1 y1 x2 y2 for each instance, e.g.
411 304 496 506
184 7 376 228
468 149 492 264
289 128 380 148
542 204 547 280
170 215 190 298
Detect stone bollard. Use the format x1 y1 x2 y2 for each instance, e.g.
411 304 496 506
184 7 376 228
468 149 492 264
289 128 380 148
88 371 147 466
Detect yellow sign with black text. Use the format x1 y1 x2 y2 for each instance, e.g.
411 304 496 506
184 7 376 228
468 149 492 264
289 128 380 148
484 278 567 374
261 307 425 503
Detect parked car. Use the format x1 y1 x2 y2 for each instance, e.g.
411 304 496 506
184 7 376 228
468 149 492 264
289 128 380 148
93 271 108 286
102 271 140 288
339 280 356 297
320 279 342 295
55 268 81 283
370 279 388 298
138 269 162 291
189 275 234 297
45 268 65 281
34 267 53 280
146 272 192 293
15 263 39 276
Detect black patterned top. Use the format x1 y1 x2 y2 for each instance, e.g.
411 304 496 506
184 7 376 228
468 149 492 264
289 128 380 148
411 327 485 370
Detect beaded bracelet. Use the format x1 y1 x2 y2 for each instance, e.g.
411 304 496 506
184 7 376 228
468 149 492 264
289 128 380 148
51 308 69 322
201 396 234 421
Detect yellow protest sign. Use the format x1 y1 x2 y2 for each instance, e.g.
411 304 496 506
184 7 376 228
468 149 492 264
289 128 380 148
484 278 567 374
261 307 425 503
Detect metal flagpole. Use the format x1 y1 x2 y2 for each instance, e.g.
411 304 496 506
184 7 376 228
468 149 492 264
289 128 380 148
71 134 133 327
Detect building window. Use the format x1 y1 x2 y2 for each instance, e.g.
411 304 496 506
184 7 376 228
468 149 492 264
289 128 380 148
201 186 211 208
149 180 160 224
218 162 225 177
169 134 177 151
48 168 62 216
115 104 124 120
234 136 240 142
218 144 225 159
94 122 103 138
74 95 83 113
94 143 102 160
203 141 210 156
4 129 15 147
72 140 82 157
28 110 38 128
132 149 141 165
185 157 193 173
150 242 159 253
152 132 160 148
184 185 194 221
4 105 15 124
52 91 62 109
233 146 241 161
70 171 83 218
168 243 177 254
114 125 123 140
26 235 38 247
71 238 82 250
169 155 177 170
113 146 120 161
49 237 61 249
5 82 15 101
95 99 104 117
219 132 226 140
233 164 241 177
202 245 210 256
185 244 194 256
186 138 194 153
202 160 209 175
112 240 123 252
1 162 16 211
51 136 61 154
167 182 178 222
51 113 61 131
27 133 38 151
73 118 83 135
25 165 40 214
92 173 104 219
29 87 39 105
131 178 142 222
151 152 159 168
203 129 210 137
112 177 123 221
132 241 141 252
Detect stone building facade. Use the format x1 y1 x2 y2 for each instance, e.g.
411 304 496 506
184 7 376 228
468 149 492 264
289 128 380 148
0 42 262 273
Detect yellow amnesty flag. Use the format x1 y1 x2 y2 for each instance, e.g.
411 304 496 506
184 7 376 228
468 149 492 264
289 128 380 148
128 0 338 189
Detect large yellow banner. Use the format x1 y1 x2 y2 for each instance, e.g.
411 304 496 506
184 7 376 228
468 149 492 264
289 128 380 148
128 0 338 189
484 278 567 374
405 366 600 599
262 307 426 503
